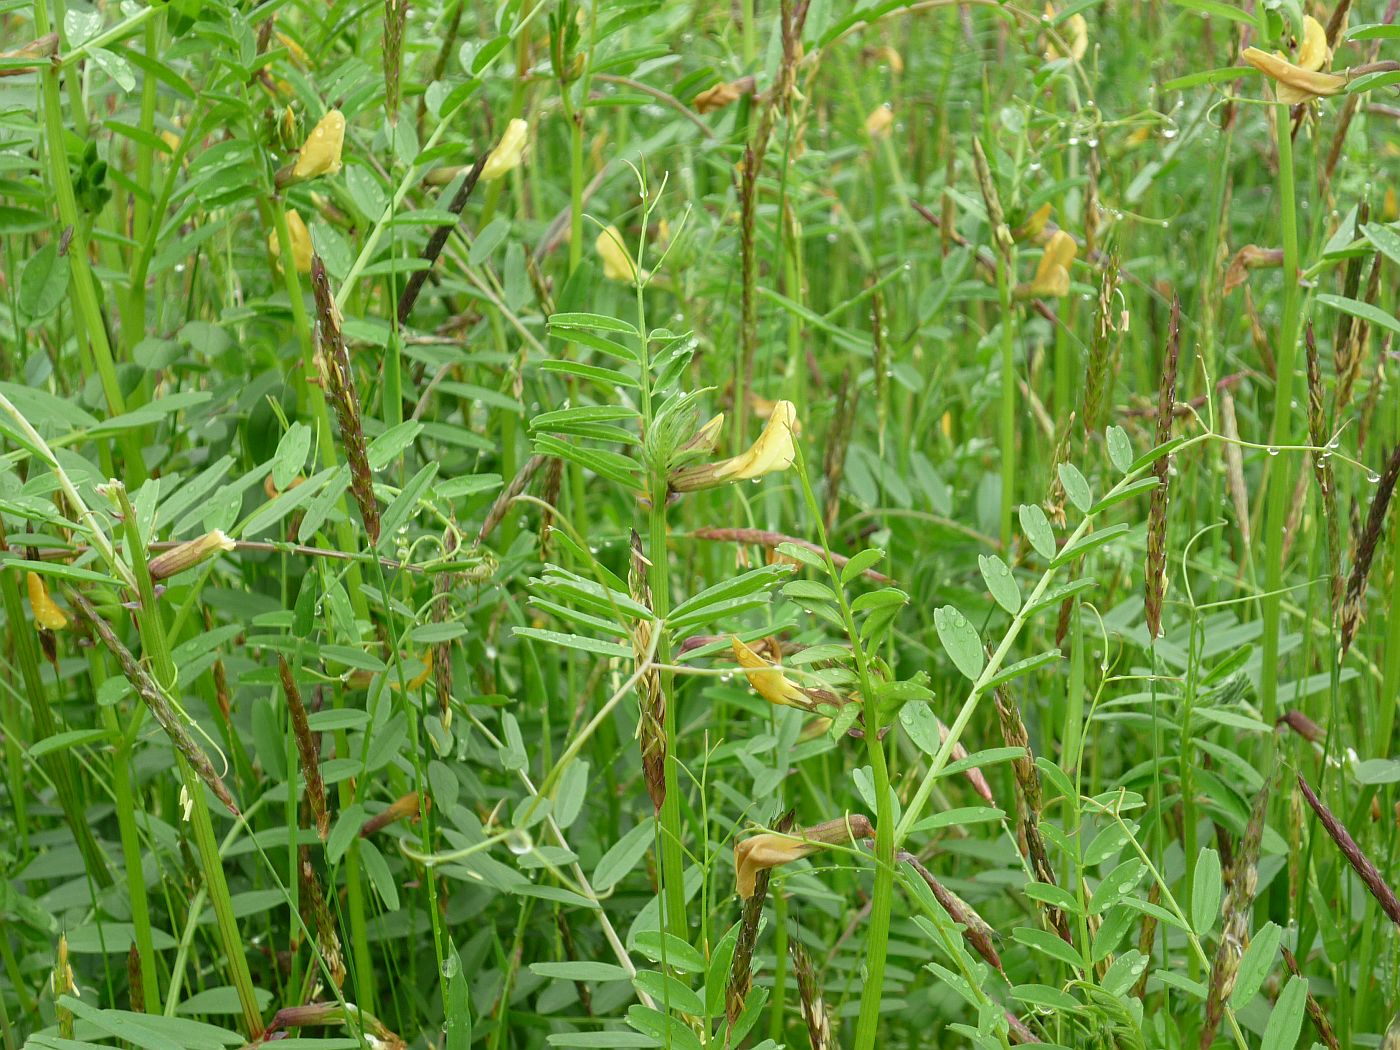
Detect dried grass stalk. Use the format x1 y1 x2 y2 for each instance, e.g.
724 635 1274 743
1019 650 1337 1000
311 255 379 547
1144 295 1181 640
281 656 329 840
1083 255 1121 438
1340 440 1400 654
727 810 796 1023
993 683 1071 942
298 848 346 990
789 932 832 1050
1282 945 1342 1050
1305 324 1342 615
1298 773 1400 927
476 453 545 547
898 852 1002 972
628 529 665 811
1220 390 1251 557
71 591 239 816
1201 763 1273 1049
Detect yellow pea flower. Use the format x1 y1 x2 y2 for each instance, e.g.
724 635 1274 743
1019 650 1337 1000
669 400 798 491
1030 229 1078 297
268 209 314 274
481 118 529 181
735 815 873 899
865 104 894 139
1242 19 1344 104
595 225 638 282
1044 4 1088 61
732 637 809 708
26 572 67 631
293 110 345 179
1385 187 1398 222
694 79 747 114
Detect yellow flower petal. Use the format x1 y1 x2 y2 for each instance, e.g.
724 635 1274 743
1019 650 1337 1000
480 118 528 181
595 224 638 282
26 572 67 631
865 104 894 139
669 401 799 491
1296 15 1331 71
293 109 345 179
732 637 808 708
1030 229 1077 297
1242 46 1346 103
713 399 797 480
734 816 873 899
1044 5 1089 61
268 209 314 274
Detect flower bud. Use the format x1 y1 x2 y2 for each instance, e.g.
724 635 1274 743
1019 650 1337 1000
147 530 235 581
26 572 67 631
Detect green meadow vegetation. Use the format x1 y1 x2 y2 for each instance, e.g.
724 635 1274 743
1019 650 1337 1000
3 0 1400 1046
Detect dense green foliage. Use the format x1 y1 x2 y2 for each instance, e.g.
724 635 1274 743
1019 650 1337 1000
2 0 1400 1048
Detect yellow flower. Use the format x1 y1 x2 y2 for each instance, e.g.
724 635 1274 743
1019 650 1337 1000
26 572 67 631
293 109 345 179
1030 229 1077 296
694 79 746 114
1385 187 1398 222
732 637 808 708
595 225 638 282
1044 4 1088 61
268 209 313 274
481 118 529 181
1016 202 1053 242
865 104 894 139
669 400 798 491
1242 18 1345 104
734 816 873 899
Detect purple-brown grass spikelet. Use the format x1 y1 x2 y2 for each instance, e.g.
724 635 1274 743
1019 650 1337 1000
1340 440 1400 654
311 255 379 547
1144 295 1181 641
1298 773 1400 928
280 655 329 840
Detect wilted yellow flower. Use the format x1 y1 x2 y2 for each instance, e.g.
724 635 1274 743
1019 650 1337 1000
595 225 638 282
1029 229 1077 296
268 209 313 273
481 118 528 181
1044 4 1088 61
1242 18 1345 104
865 104 894 139
293 109 345 179
732 637 808 708
669 400 798 491
26 572 67 631
694 80 744 113
735 815 873 898
147 530 236 581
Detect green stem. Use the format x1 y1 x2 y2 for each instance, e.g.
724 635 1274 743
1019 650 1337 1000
997 255 1017 551
791 448 894 1050
1258 57 1303 725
